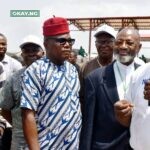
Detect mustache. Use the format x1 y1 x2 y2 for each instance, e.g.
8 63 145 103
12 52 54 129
114 53 135 63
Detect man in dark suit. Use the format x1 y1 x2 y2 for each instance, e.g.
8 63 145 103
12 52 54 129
79 27 142 150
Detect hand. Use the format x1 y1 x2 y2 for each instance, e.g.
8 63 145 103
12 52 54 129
144 80 150 101
114 100 133 127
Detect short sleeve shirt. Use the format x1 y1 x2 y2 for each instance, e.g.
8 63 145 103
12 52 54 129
20 57 82 150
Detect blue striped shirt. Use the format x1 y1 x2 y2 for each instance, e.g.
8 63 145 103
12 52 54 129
20 57 82 150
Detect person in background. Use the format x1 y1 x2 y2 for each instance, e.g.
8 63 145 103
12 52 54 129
0 33 22 77
80 27 141 150
0 33 22 150
79 24 116 111
20 17 81 150
0 35 44 150
114 62 150 150
0 62 6 149
68 50 80 72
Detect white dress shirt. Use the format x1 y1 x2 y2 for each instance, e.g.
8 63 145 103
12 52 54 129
1 55 22 78
114 60 135 99
125 62 150 150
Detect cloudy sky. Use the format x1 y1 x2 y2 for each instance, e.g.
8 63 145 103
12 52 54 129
1 0 150 56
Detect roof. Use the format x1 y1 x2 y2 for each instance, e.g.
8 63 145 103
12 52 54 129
67 16 150 57
140 34 150 41
67 16 150 31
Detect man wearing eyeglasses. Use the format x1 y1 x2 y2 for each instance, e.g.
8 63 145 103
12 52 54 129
20 17 81 150
80 27 141 150
79 24 116 111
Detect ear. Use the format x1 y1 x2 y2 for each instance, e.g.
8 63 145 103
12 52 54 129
136 43 142 54
42 51 45 56
44 41 47 49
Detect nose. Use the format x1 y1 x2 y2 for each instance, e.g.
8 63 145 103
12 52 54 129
120 41 128 49
64 41 71 47
0 44 4 48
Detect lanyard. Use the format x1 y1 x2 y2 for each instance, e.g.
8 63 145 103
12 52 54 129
116 62 128 97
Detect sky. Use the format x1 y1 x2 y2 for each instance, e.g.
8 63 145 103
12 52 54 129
1 0 150 57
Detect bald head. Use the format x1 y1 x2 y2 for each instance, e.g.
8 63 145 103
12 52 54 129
114 27 142 65
116 27 140 43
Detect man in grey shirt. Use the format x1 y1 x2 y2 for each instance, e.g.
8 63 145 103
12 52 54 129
0 35 44 150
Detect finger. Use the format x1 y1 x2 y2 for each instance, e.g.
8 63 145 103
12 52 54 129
115 106 132 116
115 103 131 110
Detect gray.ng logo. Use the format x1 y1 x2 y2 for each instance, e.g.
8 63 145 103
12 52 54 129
10 10 40 17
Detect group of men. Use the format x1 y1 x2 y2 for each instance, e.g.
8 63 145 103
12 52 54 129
0 16 150 150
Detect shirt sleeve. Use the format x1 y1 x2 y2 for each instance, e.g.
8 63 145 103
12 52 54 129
12 58 22 72
0 76 14 110
20 63 42 111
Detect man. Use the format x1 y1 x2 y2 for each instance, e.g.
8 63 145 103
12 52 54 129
114 62 150 150
20 17 81 150
80 24 116 76
68 50 80 72
0 33 22 77
114 65 150 150
79 24 116 109
0 35 44 150
0 33 22 150
80 27 141 150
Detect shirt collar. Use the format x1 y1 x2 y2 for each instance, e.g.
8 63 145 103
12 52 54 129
116 60 135 70
44 57 67 72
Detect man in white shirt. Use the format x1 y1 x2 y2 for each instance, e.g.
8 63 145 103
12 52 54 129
114 63 150 150
0 33 22 150
80 27 141 150
0 33 22 77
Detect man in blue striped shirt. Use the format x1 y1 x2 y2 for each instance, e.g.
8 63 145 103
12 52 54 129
20 17 82 150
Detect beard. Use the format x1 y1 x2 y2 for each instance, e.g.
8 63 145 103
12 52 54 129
114 53 135 64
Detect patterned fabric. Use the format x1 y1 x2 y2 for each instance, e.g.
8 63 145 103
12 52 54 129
20 57 82 150
0 67 26 150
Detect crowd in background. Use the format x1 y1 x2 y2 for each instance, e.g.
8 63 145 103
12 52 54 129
0 16 150 150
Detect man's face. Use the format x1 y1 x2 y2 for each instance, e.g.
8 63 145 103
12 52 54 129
44 33 75 65
68 52 77 65
114 29 141 65
0 35 7 59
21 44 44 66
95 33 114 59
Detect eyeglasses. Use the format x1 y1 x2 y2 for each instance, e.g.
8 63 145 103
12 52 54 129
49 37 75 45
95 40 114 45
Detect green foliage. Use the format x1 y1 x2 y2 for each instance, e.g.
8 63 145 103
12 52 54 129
139 55 147 63
78 46 87 57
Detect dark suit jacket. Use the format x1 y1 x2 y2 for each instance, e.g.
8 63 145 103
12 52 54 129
79 61 138 150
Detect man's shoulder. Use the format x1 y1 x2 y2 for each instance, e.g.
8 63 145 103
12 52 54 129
86 66 106 79
84 57 97 67
4 55 22 69
80 57 99 77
